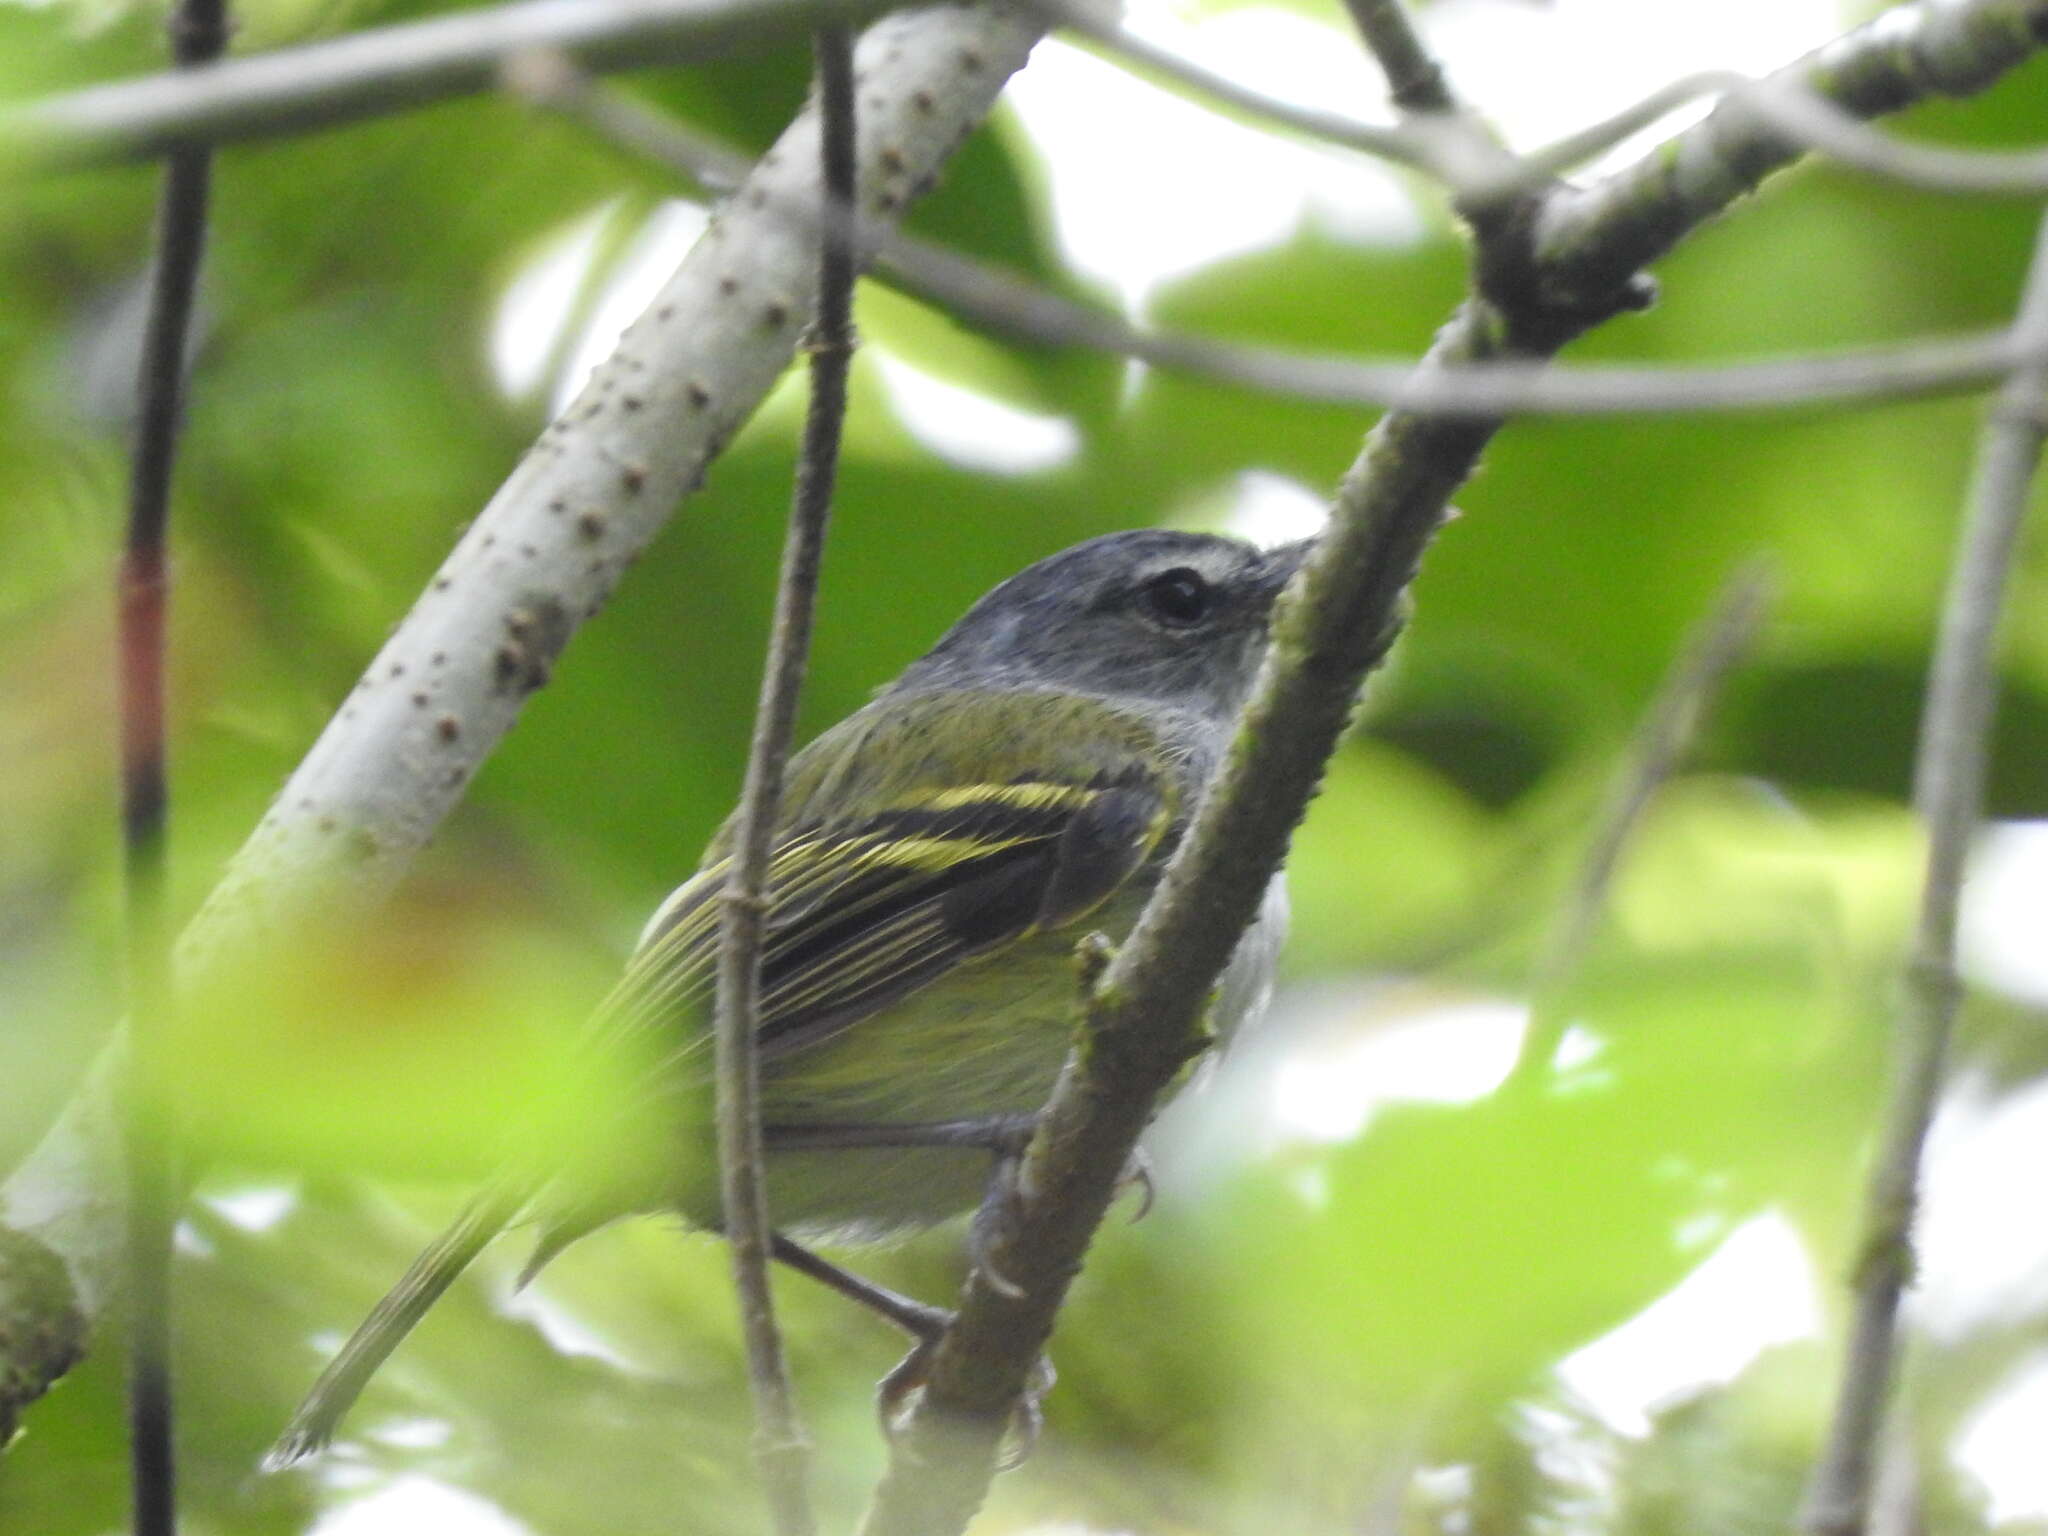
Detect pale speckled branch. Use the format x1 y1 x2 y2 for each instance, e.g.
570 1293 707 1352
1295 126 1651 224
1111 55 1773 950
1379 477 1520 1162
0 0 1043 1446
859 3 2048 1531
182 0 1038 997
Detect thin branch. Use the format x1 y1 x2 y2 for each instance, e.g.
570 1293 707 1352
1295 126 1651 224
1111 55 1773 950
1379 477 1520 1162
1335 0 1557 281
0 0 881 171
13 0 2048 207
1533 1 2048 305
1506 72 1739 188
0 0 1046 1444
1509 564 1775 1088
1800 204 2048 1536
1456 71 2048 205
857 4 2048 1530
15 0 2048 396
1045 9 2048 211
1062 5 2048 206
1340 0 1455 115
849 300 2044 416
504 54 752 194
521 68 2048 418
1038 0 1527 193
1039 0 1439 173
119 0 228 1524
714 27 860 1536
1726 74 2048 196
1044 7 2048 207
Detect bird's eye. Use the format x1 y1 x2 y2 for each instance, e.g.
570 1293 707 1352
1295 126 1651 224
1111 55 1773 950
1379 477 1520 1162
1138 567 1213 629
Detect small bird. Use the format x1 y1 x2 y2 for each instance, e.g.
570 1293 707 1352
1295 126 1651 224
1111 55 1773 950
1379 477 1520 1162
268 528 1305 1467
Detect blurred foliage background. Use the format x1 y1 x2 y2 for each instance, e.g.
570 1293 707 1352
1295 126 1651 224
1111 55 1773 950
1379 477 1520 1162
4 0 2048 1532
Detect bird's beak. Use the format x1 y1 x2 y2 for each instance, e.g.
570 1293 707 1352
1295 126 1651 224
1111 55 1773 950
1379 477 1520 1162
1260 536 1319 596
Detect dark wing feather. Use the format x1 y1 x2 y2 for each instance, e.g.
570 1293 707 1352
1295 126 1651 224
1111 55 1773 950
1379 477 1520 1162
592 770 1169 1072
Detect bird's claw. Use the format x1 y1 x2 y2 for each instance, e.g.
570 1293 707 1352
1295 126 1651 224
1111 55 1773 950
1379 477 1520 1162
968 1143 1032 1298
876 1331 1056 1472
1117 1147 1155 1222
998 1354 1058 1471
876 1330 943 1442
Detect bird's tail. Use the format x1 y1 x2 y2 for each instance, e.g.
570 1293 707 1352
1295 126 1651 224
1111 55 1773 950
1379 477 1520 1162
264 1176 532 1470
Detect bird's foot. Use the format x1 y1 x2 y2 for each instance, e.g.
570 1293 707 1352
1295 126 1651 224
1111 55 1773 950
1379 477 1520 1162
877 1328 1056 1471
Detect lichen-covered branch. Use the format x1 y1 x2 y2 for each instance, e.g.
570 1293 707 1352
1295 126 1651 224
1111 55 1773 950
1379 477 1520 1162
0 0 1043 1448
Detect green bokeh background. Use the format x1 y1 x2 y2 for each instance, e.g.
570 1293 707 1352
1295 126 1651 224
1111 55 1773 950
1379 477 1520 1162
4 1 2048 1532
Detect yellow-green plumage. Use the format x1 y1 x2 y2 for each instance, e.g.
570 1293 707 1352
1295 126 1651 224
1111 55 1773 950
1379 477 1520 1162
573 686 1188 1242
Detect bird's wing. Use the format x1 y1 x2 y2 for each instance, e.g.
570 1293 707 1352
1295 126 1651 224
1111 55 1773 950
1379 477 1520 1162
591 767 1171 1073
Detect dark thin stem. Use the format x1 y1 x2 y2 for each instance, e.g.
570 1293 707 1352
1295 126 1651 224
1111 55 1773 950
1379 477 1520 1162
1801 208 2048 1536
764 1117 1033 1152
1509 564 1774 1087
712 27 857 1536
1336 0 1527 209
1341 0 1455 114
120 0 225 1529
1339 0 1537 293
771 1235 948 1339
